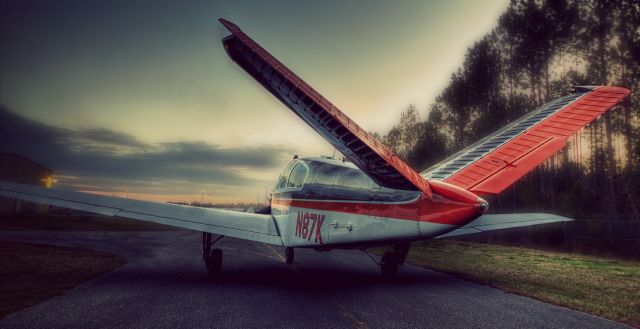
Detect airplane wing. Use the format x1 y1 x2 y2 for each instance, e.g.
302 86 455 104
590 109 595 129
436 213 572 239
0 181 283 245
219 19 431 197
421 86 630 195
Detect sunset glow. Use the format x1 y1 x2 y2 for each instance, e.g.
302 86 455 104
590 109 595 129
1 0 509 202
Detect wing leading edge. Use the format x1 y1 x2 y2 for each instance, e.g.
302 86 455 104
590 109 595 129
436 213 573 239
219 19 431 197
0 182 282 245
421 86 630 195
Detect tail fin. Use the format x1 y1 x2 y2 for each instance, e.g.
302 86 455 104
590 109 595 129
219 19 431 197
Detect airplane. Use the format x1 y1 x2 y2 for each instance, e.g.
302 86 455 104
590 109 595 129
0 19 630 276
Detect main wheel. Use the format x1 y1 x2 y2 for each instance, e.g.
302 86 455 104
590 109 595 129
207 248 223 276
285 247 294 264
380 252 399 275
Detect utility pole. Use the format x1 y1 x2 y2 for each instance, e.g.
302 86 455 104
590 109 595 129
265 185 269 206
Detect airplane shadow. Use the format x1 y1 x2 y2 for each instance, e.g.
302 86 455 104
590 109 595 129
103 262 463 294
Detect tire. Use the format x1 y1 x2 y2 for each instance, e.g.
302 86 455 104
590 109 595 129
380 252 399 275
285 247 294 264
207 248 223 276
381 262 399 276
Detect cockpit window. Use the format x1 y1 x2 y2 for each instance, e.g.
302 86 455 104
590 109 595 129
275 161 308 191
276 161 295 189
313 164 339 186
286 163 308 189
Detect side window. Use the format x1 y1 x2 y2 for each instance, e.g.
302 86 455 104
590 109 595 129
332 169 367 199
361 175 379 192
287 163 308 189
334 170 365 190
314 164 339 186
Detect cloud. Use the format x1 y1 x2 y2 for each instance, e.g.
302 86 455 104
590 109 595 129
0 106 293 200
72 128 149 149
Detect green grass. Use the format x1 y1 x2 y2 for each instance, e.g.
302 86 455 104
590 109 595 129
397 240 640 327
0 241 127 318
0 214 180 231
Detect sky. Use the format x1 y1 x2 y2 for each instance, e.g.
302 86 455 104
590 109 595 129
0 0 508 203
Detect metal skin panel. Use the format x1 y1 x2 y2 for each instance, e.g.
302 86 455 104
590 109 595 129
421 86 630 195
219 19 432 197
271 201 454 248
271 193 480 242
0 181 282 245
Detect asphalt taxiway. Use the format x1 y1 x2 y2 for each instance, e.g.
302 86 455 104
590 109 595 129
0 231 630 329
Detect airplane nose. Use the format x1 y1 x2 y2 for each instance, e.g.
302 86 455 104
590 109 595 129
475 197 489 214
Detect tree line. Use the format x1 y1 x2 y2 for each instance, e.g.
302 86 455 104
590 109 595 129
380 0 640 220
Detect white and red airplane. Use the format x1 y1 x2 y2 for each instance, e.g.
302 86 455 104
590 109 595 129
0 19 630 275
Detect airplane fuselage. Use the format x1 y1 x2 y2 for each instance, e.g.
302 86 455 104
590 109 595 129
271 157 487 249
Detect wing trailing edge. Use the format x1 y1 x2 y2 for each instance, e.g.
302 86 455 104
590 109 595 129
422 86 630 195
0 181 283 245
219 18 431 197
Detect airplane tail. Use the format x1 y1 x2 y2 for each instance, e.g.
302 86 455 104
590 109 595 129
219 19 432 197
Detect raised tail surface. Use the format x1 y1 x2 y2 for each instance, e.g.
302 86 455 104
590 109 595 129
219 18 431 197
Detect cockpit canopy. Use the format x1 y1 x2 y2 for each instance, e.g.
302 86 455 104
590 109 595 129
275 160 309 191
273 158 420 203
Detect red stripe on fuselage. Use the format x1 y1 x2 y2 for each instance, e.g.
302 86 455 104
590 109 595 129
272 198 419 221
272 188 481 226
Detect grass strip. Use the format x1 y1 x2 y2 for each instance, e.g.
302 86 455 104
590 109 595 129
0 241 127 319
399 240 640 327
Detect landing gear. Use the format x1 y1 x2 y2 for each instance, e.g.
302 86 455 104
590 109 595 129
380 252 399 275
202 232 224 276
379 243 410 276
285 247 294 264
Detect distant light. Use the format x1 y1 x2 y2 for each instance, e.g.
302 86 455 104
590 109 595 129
42 176 58 188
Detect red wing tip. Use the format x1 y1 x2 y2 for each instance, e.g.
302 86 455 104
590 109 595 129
218 18 240 32
574 85 631 96
593 85 631 96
